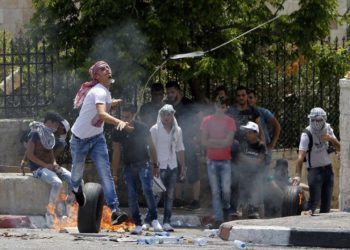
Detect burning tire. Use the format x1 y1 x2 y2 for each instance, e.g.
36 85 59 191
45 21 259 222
281 186 305 217
77 182 104 233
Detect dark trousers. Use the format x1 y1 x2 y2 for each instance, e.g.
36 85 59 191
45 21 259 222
307 165 333 213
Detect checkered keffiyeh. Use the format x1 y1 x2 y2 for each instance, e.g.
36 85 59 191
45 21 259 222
73 61 110 109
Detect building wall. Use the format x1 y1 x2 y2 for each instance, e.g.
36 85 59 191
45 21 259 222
285 0 348 41
0 0 34 36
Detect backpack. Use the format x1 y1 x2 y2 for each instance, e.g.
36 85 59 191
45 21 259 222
302 129 313 168
300 129 335 168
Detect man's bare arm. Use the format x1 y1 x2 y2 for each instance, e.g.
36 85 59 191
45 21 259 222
268 116 281 150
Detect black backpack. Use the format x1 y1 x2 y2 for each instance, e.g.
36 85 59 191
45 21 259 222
301 129 335 168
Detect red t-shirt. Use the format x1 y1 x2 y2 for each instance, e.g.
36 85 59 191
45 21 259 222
200 114 236 160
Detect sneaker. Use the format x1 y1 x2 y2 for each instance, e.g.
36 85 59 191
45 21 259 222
131 225 143 235
163 223 174 232
151 220 163 232
141 223 151 231
111 210 128 225
247 212 260 219
208 221 222 229
173 198 187 207
230 211 242 220
185 200 200 210
72 185 86 207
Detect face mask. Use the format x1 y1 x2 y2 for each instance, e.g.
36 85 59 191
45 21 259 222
310 117 325 131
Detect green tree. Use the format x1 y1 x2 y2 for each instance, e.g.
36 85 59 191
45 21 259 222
28 0 339 101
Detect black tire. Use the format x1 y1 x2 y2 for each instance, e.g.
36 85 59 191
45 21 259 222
281 186 305 217
77 182 104 233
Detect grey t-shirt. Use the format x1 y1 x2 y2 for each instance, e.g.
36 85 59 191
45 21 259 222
298 124 336 168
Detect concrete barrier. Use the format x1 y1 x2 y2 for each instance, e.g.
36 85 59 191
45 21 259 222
0 173 50 215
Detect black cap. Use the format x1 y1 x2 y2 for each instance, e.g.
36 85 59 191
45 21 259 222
274 159 288 169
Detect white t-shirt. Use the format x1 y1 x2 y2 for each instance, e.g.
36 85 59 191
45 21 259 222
298 124 336 168
150 123 185 170
71 83 112 139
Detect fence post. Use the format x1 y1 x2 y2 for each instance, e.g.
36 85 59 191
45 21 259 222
339 76 350 211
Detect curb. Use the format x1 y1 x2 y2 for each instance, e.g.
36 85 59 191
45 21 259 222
0 215 32 228
219 222 350 248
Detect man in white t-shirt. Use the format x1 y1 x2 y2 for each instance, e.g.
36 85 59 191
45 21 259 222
70 60 131 225
293 107 340 215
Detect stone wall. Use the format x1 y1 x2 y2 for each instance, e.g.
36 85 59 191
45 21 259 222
0 0 34 36
0 119 31 166
339 78 350 211
0 173 50 215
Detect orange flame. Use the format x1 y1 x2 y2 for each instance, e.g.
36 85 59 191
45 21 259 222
298 192 303 206
47 191 134 232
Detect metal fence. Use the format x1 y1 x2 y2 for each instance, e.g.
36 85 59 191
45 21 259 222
0 34 54 118
0 34 347 149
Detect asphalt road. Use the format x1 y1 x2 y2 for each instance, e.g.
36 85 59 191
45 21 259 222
0 228 342 250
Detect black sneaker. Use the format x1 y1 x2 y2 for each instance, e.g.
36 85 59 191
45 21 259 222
185 200 200 210
72 185 86 207
111 210 128 225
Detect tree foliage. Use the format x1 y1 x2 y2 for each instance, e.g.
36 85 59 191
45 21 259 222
28 0 340 101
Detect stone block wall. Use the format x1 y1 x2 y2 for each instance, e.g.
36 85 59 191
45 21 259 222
0 119 31 166
0 0 34 36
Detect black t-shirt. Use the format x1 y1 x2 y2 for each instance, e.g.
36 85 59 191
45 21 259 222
112 121 150 165
238 140 267 173
227 105 260 142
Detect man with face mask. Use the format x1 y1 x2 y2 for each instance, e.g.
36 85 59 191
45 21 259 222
25 112 73 227
293 107 340 215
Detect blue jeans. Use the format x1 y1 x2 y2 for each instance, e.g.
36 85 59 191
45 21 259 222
307 165 334 213
70 133 119 211
158 167 177 224
207 160 231 222
32 166 72 204
124 162 158 226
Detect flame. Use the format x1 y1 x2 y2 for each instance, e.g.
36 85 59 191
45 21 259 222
298 192 303 206
47 191 134 232
100 206 134 232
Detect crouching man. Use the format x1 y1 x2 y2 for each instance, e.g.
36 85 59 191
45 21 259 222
26 112 73 225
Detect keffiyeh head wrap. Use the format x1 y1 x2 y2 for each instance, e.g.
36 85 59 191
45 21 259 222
157 104 181 155
308 107 327 134
29 121 56 150
73 61 111 109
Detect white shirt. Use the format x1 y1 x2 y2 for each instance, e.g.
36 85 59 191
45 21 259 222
150 123 185 170
298 124 336 168
71 83 112 139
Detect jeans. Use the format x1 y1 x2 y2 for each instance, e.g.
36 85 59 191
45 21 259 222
230 162 240 213
32 166 72 204
207 160 231 222
124 162 158 226
157 167 177 224
70 133 119 211
307 165 334 213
